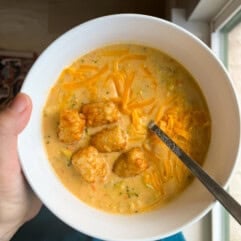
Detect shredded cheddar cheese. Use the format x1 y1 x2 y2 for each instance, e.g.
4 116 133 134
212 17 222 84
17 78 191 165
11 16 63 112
120 54 147 62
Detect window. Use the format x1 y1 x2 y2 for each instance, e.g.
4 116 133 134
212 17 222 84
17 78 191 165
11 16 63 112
211 2 241 241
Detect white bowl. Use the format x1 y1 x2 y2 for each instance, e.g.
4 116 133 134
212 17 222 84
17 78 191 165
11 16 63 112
18 14 241 241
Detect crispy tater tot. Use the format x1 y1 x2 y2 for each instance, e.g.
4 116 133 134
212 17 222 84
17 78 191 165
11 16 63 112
72 146 108 183
58 109 85 143
91 125 127 152
113 147 148 177
82 101 120 127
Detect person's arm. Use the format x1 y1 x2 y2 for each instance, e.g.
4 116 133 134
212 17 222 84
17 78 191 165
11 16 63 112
0 94 42 241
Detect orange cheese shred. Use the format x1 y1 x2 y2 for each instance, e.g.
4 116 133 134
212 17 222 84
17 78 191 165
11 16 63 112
111 72 125 97
122 72 135 108
87 64 109 85
61 64 108 90
143 170 164 194
128 98 155 109
142 66 158 87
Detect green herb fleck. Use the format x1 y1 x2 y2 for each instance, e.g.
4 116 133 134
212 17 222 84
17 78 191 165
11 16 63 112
67 159 72 167
85 128 89 135
125 186 139 198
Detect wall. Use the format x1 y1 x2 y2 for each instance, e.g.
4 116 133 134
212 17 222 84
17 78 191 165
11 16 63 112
0 0 166 53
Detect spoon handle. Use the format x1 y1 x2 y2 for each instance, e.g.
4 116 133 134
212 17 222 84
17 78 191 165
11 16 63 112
148 121 241 225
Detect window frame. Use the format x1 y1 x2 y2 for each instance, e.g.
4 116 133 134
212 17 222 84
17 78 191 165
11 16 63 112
211 0 241 65
210 2 241 241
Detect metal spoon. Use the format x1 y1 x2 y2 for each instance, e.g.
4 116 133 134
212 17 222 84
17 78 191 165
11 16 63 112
148 120 241 225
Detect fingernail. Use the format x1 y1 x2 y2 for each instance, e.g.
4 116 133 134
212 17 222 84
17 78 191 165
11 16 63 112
9 94 29 113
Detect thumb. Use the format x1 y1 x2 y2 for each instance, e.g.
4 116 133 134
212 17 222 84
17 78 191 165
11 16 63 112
0 93 32 136
0 93 32 172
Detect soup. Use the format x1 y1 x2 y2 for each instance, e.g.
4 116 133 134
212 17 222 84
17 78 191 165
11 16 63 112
42 44 211 214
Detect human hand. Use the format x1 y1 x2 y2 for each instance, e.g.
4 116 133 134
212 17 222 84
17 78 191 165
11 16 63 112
0 93 42 241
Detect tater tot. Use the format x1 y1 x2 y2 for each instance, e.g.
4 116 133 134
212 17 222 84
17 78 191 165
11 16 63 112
72 146 108 183
58 109 85 143
82 101 120 127
113 147 148 177
91 125 127 152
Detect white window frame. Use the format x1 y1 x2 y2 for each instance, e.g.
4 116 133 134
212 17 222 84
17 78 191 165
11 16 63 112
210 1 241 241
211 0 241 62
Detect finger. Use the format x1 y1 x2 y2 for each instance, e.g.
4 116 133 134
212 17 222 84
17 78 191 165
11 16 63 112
0 93 32 136
0 93 32 173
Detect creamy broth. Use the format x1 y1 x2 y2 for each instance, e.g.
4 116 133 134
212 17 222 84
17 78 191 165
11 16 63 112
42 44 211 214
